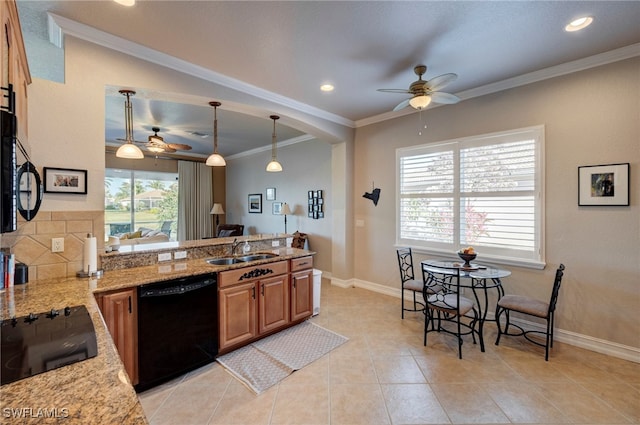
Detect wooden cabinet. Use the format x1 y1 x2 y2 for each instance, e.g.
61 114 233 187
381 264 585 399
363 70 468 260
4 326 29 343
258 273 290 334
218 281 258 350
218 260 289 352
217 256 314 353
95 288 138 385
1 0 31 143
290 256 314 321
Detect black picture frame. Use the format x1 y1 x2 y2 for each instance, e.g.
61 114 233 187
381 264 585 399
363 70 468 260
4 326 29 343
578 163 630 206
43 167 87 194
248 193 262 213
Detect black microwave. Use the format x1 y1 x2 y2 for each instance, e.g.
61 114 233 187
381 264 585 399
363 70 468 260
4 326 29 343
0 110 17 234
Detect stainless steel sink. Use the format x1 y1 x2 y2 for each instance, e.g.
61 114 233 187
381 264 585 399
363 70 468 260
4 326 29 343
236 253 279 262
205 257 243 265
205 253 278 266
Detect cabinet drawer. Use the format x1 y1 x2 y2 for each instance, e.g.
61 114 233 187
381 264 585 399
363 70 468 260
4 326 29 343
291 256 313 272
219 260 289 288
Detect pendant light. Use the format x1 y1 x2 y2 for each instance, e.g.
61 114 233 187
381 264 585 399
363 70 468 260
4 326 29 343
116 89 144 159
206 101 226 167
266 115 282 172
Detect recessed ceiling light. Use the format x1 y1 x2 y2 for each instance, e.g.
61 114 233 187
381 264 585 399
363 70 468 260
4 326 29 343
114 0 135 6
565 16 593 32
320 84 334 92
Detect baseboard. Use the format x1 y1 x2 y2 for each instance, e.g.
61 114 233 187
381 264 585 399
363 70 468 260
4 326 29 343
351 278 640 363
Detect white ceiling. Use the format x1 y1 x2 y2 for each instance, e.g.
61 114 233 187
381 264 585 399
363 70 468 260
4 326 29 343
16 1 640 159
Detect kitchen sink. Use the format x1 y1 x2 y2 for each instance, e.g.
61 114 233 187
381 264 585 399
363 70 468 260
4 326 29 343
205 257 243 265
236 253 279 262
205 253 278 266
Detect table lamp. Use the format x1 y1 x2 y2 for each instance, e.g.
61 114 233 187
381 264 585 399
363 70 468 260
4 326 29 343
281 203 292 234
210 203 225 227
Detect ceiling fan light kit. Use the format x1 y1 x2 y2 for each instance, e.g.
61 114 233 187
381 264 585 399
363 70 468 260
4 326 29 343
206 101 226 167
266 115 283 172
378 65 460 112
116 89 144 159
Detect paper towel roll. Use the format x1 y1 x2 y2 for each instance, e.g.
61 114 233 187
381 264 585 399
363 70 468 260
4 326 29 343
83 234 98 274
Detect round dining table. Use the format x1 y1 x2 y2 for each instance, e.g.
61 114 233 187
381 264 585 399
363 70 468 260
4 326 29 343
420 259 511 352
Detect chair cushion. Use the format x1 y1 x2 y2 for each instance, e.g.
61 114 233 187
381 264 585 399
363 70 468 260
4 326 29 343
403 279 423 292
498 294 549 318
428 294 475 315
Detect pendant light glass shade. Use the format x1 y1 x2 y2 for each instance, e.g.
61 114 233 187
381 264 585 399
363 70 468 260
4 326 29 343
206 101 226 167
116 89 144 159
266 115 282 172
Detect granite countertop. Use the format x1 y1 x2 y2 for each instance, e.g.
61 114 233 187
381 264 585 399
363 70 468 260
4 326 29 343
0 246 313 424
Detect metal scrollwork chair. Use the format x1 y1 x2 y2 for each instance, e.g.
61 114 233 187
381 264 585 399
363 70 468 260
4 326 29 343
495 264 565 361
396 248 425 318
422 263 478 359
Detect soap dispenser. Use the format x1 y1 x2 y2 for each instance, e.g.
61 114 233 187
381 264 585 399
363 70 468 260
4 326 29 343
242 240 251 254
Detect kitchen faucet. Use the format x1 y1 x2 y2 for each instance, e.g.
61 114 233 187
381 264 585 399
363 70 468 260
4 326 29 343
231 238 241 256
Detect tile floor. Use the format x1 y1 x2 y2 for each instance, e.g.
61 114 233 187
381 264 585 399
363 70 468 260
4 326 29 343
138 279 640 425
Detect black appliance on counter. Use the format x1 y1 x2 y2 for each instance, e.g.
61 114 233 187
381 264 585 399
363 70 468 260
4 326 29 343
136 274 217 392
1 305 98 385
0 108 17 234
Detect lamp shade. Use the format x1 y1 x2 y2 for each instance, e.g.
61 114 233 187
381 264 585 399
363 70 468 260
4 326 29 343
206 153 226 166
409 94 432 110
210 203 225 215
281 203 292 215
266 160 283 172
116 143 144 159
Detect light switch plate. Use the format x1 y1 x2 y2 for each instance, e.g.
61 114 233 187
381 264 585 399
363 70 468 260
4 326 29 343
174 251 187 260
158 252 172 262
272 240 280 247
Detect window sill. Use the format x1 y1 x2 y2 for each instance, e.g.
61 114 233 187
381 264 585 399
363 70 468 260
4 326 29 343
399 245 546 270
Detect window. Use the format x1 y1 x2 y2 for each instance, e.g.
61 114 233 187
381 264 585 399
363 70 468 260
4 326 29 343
105 169 178 240
397 126 544 268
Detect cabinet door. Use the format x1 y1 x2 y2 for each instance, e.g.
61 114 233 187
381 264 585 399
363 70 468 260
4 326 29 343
259 274 289 334
219 282 257 351
291 269 313 321
98 289 138 384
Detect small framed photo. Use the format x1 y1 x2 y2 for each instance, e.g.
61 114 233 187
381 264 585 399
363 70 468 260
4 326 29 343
266 187 276 201
578 163 630 206
44 167 87 194
308 191 314 199
272 202 283 215
248 193 262 213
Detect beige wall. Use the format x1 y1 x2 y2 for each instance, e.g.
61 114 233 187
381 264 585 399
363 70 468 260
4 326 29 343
353 58 640 351
225 139 333 272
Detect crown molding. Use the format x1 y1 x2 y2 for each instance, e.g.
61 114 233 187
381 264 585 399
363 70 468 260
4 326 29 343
48 13 355 129
226 134 315 161
356 42 640 128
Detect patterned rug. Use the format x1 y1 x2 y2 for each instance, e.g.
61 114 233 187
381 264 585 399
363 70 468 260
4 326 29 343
216 321 348 394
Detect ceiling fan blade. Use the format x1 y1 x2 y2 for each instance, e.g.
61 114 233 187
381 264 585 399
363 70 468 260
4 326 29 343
430 92 460 104
377 88 411 94
392 99 411 111
425 73 458 92
166 143 193 151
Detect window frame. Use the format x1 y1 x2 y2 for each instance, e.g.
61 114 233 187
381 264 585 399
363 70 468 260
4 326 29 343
396 125 545 269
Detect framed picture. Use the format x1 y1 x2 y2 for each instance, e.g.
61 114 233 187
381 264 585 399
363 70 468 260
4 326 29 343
266 187 276 201
578 163 629 206
248 193 262 213
272 202 283 214
44 167 87 194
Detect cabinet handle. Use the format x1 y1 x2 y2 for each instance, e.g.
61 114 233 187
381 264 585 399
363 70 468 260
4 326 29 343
293 277 297 289
261 283 265 296
128 296 132 314
252 286 256 299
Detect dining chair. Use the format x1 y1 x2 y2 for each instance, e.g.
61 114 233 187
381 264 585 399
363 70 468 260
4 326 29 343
494 264 565 361
422 263 478 359
396 248 425 319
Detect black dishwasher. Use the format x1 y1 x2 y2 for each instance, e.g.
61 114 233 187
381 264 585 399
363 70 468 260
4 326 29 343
136 274 217 392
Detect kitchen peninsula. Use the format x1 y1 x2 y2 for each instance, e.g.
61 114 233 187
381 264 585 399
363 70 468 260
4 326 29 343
0 234 314 424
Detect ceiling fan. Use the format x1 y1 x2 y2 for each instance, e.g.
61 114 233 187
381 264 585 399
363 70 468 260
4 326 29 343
378 65 460 111
144 127 193 154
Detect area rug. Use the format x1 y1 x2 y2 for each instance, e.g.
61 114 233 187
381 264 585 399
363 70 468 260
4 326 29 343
216 321 348 394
